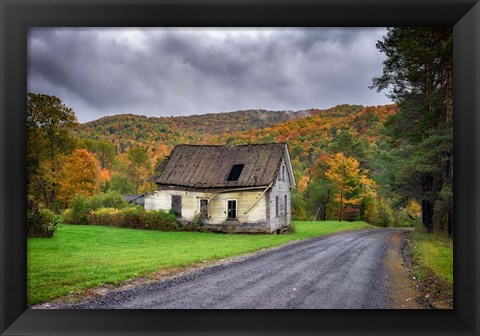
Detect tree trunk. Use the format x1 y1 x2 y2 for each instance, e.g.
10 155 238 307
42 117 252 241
422 199 434 233
41 180 49 207
421 174 434 233
338 154 345 222
446 151 453 238
427 63 438 129
50 183 56 207
321 191 330 221
49 129 56 207
448 207 453 237
446 53 453 127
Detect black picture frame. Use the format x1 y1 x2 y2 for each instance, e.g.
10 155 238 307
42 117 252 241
1 0 479 335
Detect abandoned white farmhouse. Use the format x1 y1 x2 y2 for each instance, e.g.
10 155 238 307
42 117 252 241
144 143 296 233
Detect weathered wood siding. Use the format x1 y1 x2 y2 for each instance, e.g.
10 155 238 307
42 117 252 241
144 189 268 232
267 157 292 232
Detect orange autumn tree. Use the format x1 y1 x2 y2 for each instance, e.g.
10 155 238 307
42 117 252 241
58 149 100 205
98 167 112 192
324 153 374 221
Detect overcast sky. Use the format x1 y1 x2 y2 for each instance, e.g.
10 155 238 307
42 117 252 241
28 27 392 123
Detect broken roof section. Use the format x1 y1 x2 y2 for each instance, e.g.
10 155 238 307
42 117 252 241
154 143 294 189
123 194 144 203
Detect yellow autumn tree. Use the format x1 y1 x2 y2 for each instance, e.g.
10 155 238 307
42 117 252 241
325 153 375 221
359 174 379 225
58 149 99 205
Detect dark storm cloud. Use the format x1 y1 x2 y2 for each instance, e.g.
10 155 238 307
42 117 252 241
28 28 392 122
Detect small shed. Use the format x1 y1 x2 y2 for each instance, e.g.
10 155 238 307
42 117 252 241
123 194 145 207
145 143 296 233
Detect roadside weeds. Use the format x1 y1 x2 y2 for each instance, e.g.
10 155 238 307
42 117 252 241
404 232 453 309
384 230 453 309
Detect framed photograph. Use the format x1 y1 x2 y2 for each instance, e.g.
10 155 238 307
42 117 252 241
1 0 479 335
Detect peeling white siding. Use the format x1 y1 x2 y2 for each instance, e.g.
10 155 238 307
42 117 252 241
267 157 292 232
145 189 267 226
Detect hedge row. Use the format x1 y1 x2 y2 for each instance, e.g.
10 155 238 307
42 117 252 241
63 192 209 232
63 191 131 225
86 207 179 231
65 205 208 232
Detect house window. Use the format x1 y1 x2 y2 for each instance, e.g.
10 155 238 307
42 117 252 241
227 200 237 219
282 166 286 181
275 196 279 217
171 195 182 218
284 195 288 216
199 199 209 219
227 164 244 181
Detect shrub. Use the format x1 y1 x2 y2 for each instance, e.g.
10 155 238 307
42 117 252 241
87 208 123 227
377 199 394 227
121 206 145 229
284 222 296 233
64 192 131 225
393 209 419 228
343 206 360 222
27 201 59 238
87 207 180 232
66 195 90 225
88 191 129 210
62 208 73 224
143 210 178 231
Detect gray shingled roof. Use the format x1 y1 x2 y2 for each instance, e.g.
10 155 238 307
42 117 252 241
154 143 287 188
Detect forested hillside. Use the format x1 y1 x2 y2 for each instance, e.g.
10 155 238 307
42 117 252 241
73 104 394 169
75 109 313 155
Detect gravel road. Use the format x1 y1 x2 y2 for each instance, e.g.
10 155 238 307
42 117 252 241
60 228 408 309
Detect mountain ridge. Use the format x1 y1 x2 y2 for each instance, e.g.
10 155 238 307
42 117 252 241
74 104 397 168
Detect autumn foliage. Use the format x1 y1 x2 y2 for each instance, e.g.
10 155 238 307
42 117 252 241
58 149 99 205
29 95 400 227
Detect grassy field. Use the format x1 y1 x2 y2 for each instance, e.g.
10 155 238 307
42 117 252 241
411 231 453 285
27 220 374 305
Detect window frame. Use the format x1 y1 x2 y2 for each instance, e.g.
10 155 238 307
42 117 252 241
199 198 209 219
226 199 238 220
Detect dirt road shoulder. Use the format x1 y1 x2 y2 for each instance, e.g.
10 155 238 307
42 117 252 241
385 230 453 309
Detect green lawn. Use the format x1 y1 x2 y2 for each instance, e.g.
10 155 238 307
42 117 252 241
27 220 374 305
411 231 453 285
